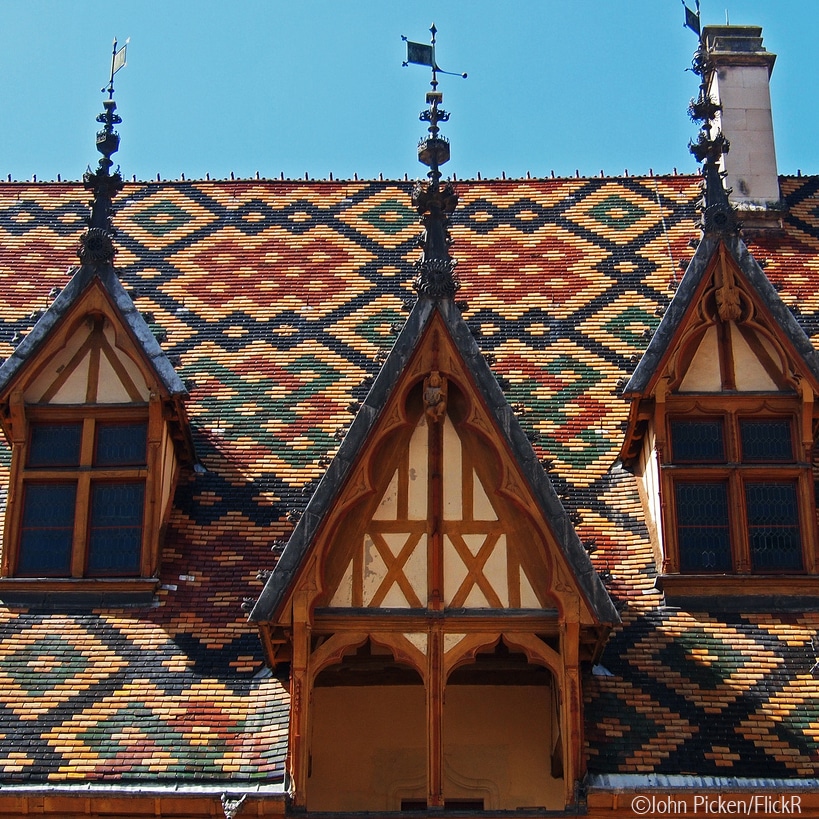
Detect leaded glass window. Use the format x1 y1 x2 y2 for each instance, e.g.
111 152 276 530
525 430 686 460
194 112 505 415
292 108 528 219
95 422 147 466
28 423 82 467
746 482 803 571
670 420 725 462
18 483 77 575
675 481 732 572
740 419 793 462
87 482 145 575
14 417 148 578
667 410 808 576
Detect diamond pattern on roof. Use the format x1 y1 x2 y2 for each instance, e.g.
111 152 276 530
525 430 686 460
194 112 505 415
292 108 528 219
0 175 817 782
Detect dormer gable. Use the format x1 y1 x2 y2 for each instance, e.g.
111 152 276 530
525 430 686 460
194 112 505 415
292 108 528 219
252 298 617 630
0 263 193 603
250 293 617 812
621 233 819 603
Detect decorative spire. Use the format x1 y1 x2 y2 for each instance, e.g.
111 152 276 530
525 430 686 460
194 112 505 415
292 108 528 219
683 4 738 234
402 25 466 299
79 38 128 268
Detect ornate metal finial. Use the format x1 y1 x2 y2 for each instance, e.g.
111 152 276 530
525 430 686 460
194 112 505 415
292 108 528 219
402 25 466 299
683 3 738 234
79 38 128 268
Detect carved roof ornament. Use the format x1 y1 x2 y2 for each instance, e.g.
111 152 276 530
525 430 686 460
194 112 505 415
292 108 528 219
715 253 743 322
683 2 738 235
402 25 466 299
79 38 128 269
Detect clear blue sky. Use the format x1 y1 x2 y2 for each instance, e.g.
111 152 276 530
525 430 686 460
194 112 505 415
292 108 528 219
1 0 817 182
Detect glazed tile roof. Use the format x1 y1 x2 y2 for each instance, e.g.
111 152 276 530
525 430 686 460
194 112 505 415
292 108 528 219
0 175 817 782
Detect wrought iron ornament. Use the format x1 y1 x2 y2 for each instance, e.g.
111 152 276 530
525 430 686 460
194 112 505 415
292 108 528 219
403 25 466 299
683 4 738 234
79 38 128 267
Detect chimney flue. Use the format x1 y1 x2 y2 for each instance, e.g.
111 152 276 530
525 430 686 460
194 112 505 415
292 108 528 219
702 25 780 216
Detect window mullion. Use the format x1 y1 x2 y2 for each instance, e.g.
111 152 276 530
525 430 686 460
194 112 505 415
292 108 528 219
72 471 91 577
797 469 817 573
731 470 751 573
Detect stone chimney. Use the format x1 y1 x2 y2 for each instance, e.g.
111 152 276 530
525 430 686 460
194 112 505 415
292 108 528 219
702 25 780 219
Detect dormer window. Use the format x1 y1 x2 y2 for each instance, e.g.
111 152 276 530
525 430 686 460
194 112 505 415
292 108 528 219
15 414 148 578
666 409 808 575
15 418 147 577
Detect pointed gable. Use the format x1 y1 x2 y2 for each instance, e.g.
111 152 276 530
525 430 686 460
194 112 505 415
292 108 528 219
0 262 193 594
0 264 187 406
621 233 819 464
251 296 617 626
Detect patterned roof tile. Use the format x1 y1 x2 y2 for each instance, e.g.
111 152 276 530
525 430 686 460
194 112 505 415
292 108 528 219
0 176 816 781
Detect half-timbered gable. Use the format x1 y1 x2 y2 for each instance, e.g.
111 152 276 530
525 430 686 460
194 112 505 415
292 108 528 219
250 289 618 810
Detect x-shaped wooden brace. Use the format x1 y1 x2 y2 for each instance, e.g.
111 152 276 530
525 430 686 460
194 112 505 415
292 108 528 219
448 532 503 608
368 531 424 608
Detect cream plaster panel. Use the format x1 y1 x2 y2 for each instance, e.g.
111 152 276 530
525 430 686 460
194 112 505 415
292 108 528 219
519 567 540 609
329 559 353 607
463 584 491 608
380 577 413 608
102 325 151 400
408 418 428 520
443 535 468 605
730 323 779 391
639 425 664 560
97 355 139 403
473 471 498 520
372 470 399 520
385 531 427 604
362 535 388 606
24 326 89 402
443 416 463 520
483 535 509 608
444 685 562 810
309 686 426 811
461 533 485 556
444 633 468 654
403 633 428 656
47 357 92 404
679 326 721 392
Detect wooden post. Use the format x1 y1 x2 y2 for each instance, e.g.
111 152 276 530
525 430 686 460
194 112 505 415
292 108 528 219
289 591 311 807
560 620 582 807
427 626 444 808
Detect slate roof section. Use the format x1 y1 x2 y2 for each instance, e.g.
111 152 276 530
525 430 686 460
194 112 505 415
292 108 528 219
0 176 816 781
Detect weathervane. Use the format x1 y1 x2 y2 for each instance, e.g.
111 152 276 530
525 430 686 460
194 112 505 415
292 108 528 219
402 24 465 299
682 1 737 233
79 37 129 268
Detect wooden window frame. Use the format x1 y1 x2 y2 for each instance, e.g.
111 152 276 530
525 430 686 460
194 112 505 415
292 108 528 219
1 402 163 586
659 398 817 580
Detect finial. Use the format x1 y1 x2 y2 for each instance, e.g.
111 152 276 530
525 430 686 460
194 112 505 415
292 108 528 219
402 25 466 299
682 4 738 234
80 38 128 267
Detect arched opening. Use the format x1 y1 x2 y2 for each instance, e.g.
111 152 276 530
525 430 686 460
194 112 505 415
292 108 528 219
443 639 563 811
308 638 426 811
